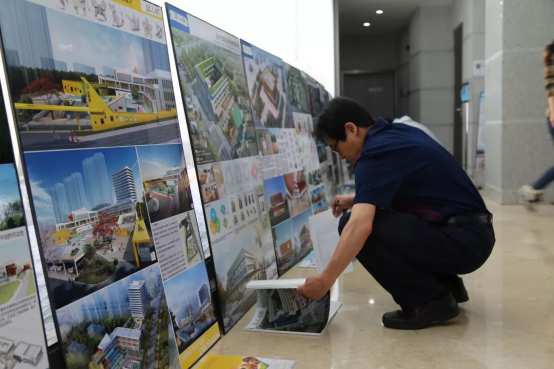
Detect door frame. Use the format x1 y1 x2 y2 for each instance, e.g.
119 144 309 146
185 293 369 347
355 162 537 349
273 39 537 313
453 23 464 163
340 69 397 117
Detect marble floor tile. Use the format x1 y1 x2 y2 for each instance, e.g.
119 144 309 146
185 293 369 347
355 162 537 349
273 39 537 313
199 199 554 368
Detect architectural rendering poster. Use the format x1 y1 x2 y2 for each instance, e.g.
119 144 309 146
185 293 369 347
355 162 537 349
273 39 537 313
244 280 341 336
245 289 331 335
241 40 293 130
1 0 179 152
167 4 279 334
0 164 49 369
283 63 312 117
305 74 323 118
0 0 219 368
166 4 257 165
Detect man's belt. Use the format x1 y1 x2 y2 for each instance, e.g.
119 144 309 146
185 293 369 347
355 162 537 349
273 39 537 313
445 213 493 225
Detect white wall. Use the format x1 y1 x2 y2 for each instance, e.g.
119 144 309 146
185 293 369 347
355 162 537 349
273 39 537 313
152 0 336 94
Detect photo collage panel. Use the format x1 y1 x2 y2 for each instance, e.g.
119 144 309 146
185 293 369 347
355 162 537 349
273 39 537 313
198 156 278 333
247 53 327 276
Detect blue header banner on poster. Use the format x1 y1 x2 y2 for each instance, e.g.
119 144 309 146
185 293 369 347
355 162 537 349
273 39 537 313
241 40 254 60
167 4 190 34
461 83 470 103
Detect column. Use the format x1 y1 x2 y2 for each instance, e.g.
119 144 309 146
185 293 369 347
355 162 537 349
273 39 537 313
409 5 455 152
484 0 554 204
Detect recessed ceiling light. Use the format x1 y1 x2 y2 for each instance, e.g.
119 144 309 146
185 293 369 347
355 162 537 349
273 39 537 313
376 10 384 14
363 22 370 27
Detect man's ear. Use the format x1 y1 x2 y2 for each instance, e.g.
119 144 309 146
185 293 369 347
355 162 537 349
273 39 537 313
344 122 358 135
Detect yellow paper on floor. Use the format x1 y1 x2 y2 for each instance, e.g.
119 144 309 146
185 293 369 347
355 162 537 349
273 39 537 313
197 354 294 369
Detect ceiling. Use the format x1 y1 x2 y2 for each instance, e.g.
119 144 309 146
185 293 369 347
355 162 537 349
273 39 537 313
339 0 454 36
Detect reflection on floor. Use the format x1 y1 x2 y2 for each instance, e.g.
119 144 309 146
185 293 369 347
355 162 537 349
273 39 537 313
204 198 554 368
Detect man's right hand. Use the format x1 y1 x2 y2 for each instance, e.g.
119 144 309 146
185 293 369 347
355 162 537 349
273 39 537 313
331 195 355 217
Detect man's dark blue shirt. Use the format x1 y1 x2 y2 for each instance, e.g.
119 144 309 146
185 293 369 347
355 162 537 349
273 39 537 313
353 118 488 222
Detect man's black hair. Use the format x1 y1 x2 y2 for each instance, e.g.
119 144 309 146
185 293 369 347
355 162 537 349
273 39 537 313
314 97 375 141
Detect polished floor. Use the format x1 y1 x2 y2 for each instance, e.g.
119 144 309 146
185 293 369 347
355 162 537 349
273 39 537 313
202 199 554 368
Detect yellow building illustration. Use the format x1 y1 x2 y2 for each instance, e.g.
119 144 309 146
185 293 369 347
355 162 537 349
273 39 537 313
62 80 111 97
144 179 167 191
114 227 129 236
83 77 177 131
53 229 71 245
132 219 151 268
15 77 177 133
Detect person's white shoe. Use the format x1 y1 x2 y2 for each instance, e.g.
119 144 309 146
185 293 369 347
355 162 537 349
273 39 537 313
519 184 544 202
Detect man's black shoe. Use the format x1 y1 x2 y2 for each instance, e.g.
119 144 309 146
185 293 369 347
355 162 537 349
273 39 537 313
448 276 469 303
382 293 460 330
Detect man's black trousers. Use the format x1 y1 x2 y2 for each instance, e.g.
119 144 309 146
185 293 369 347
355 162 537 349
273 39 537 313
339 209 495 307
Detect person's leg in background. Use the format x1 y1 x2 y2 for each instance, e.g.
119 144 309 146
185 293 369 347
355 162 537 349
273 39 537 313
520 118 554 202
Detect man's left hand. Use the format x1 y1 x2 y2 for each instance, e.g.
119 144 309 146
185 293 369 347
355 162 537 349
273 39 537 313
297 275 332 300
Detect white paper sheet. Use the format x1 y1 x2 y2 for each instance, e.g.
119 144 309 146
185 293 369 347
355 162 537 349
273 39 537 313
246 279 306 290
326 301 342 329
309 210 355 274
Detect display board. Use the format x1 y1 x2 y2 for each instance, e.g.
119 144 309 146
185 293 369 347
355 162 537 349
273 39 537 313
241 44 327 320
320 86 331 107
0 86 49 368
243 46 318 275
0 1 219 368
304 74 336 205
0 164 50 369
167 4 279 335
252 60 321 276
0 84 14 165
308 81 335 207
166 2 333 335
305 74 323 118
